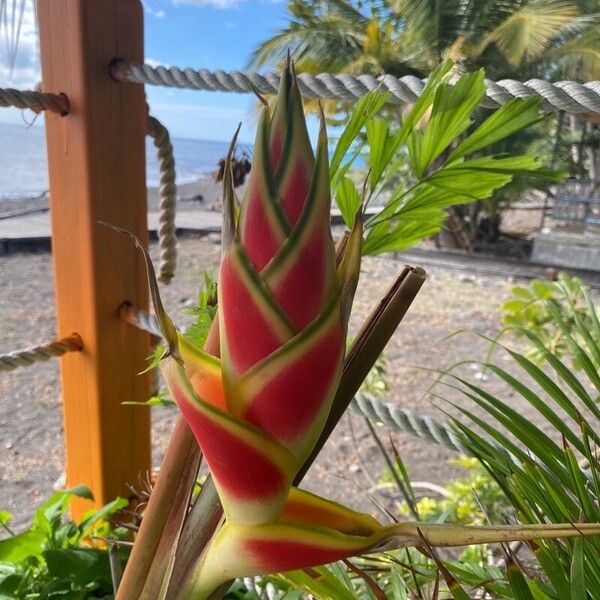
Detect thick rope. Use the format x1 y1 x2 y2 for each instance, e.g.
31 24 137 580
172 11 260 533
147 115 177 284
0 87 69 115
0 334 83 372
351 394 468 454
113 61 600 115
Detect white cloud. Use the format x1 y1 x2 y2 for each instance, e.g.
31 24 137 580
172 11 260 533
173 0 243 7
142 1 166 18
172 0 283 8
145 57 164 69
0 0 40 89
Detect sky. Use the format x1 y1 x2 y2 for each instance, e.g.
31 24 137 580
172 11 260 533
0 0 301 143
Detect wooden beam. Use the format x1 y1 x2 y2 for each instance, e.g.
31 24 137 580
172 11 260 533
38 0 151 518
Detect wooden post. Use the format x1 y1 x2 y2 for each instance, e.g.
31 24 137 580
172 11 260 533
38 0 151 518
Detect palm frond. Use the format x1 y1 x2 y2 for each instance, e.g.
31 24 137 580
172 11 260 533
477 0 580 66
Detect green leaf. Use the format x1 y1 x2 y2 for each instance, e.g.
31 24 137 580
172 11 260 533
34 487 93 540
0 512 12 534
389 563 408 599
368 154 547 231
564 444 596 522
396 60 454 142
363 212 443 255
408 70 486 179
447 98 542 162
535 545 572 599
142 344 168 374
280 566 357 600
484 362 585 453
330 91 389 181
123 393 176 408
43 548 111 587
78 496 128 539
0 529 46 563
506 558 535 600
335 176 361 228
569 538 586 600
366 118 390 189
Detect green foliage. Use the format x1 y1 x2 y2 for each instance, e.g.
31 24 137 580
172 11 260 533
0 487 128 599
446 276 600 598
250 1 600 83
393 456 508 528
137 271 218 407
502 272 600 369
182 271 218 349
331 61 562 256
263 547 518 599
123 388 176 408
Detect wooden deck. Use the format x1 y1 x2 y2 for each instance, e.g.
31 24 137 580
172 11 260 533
0 208 354 252
0 210 223 251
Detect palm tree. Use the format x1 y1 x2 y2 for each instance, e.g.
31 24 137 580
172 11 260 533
250 0 600 82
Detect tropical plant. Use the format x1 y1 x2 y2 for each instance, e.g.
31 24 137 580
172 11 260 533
111 61 600 600
252 0 600 240
445 276 600 597
502 271 600 369
332 61 562 254
240 279 600 598
0 486 128 598
250 0 600 82
393 456 509 527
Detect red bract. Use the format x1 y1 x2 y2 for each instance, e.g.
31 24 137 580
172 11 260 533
150 62 379 592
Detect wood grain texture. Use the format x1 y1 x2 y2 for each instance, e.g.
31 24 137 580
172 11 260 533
38 0 151 517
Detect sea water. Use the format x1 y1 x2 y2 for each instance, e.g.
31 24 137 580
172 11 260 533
0 121 242 201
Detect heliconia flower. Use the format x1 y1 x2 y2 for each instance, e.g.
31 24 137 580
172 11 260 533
133 61 600 599
155 61 362 530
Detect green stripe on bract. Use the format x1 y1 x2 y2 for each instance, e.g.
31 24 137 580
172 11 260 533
238 106 290 242
177 333 221 373
232 287 342 391
193 518 384 596
268 59 292 173
161 357 297 525
229 291 344 459
263 116 333 285
227 243 298 339
272 65 314 223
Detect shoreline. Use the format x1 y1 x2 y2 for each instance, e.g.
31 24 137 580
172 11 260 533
0 173 233 216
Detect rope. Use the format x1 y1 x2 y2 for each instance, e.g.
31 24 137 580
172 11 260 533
147 115 177 284
0 91 175 281
113 60 600 115
0 334 83 372
119 303 164 338
350 394 469 454
0 87 69 115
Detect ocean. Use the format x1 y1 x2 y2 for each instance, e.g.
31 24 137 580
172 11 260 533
0 121 243 201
